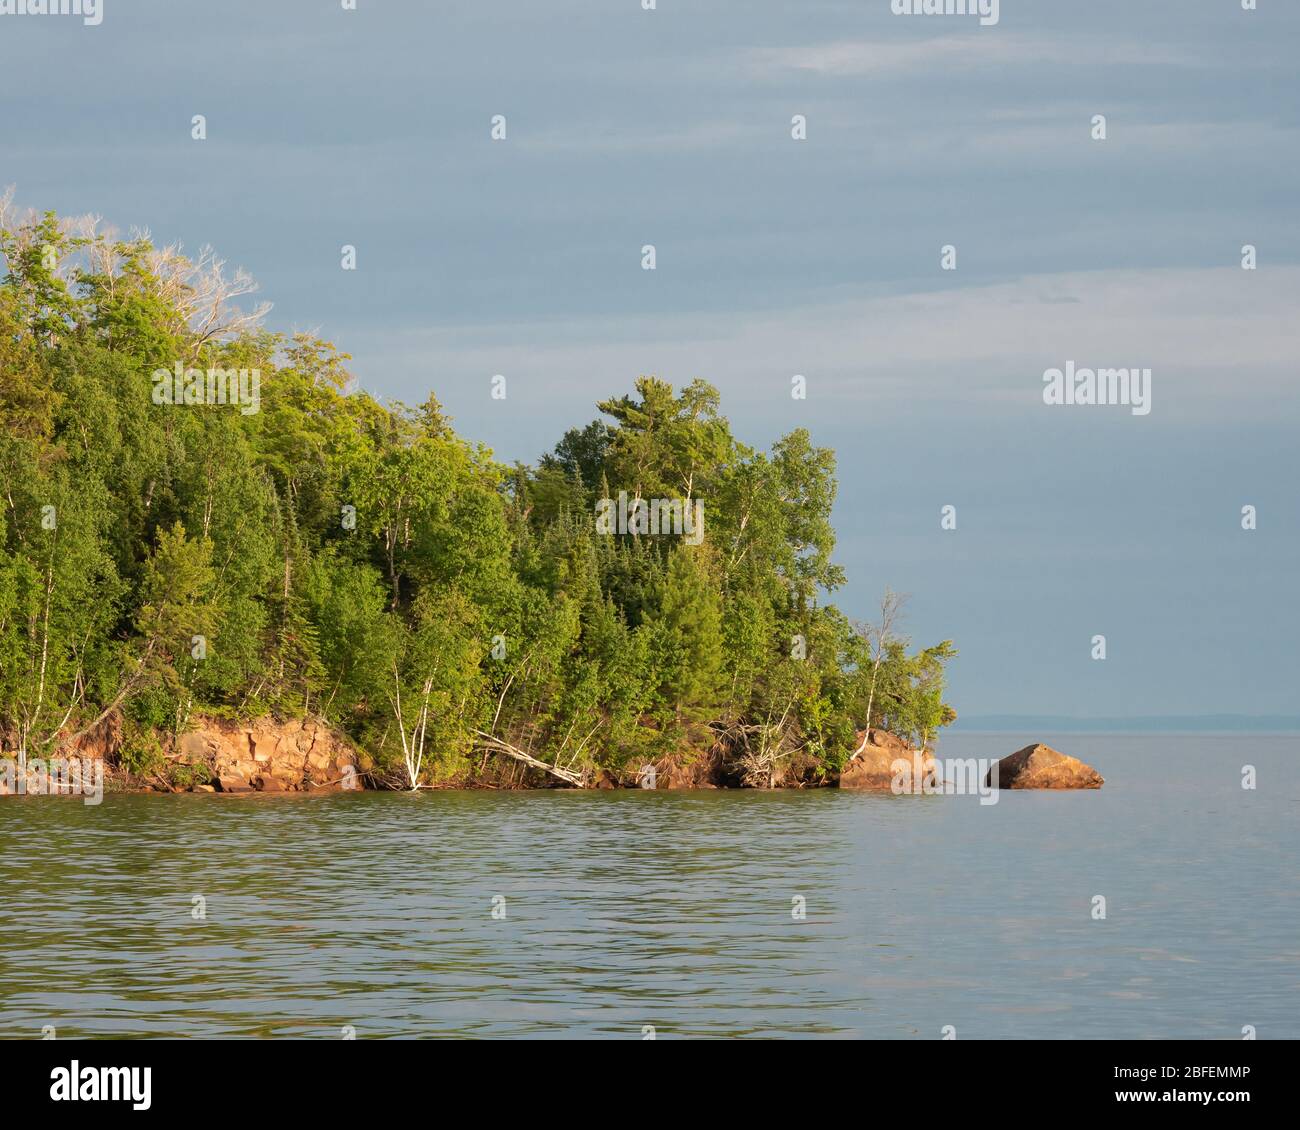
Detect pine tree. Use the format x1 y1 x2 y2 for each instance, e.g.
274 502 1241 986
658 546 724 718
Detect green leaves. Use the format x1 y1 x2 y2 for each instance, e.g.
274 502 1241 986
0 206 957 785
597 377 732 503
657 546 724 718
135 522 219 694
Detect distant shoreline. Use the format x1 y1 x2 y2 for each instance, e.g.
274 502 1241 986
950 716 1300 734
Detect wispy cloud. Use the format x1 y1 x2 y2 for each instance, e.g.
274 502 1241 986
348 266 1300 425
744 34 1202 78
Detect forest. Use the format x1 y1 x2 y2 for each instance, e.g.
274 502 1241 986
0 203 955 789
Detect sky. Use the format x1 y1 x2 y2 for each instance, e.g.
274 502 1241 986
2 0 1297 720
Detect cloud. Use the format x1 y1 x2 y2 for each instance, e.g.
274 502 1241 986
743 34 1201 79
515 120 761 156
347 266 1300 428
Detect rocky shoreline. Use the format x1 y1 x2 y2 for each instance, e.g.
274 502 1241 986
3 715 1105 796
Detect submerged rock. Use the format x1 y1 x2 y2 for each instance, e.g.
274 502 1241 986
985 743 1103 789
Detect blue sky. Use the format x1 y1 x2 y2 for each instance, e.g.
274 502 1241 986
2 1 1297 718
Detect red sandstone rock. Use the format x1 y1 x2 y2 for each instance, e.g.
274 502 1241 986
214 774 253 794
838 729 935 791
984 743 1104 789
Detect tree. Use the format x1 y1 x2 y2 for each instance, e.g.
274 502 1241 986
853 588 908 751
383 589 485 789
597 377 732 505
657 546 724 718
0 201 960 789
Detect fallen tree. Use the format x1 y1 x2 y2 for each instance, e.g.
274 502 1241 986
472 730 586 787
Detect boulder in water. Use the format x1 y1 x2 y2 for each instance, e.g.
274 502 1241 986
985 743 1103 789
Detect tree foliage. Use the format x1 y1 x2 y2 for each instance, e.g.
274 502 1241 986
0 205 955 784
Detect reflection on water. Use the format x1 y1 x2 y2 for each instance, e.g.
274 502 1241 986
0 735 1296 1038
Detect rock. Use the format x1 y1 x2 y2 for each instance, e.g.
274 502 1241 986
214 774 253 794
61 712 122 764
659 760 718 789
839 729 935 791
985 743 1103 789
179 732 213 761
71 709 365 794
192 784 216 793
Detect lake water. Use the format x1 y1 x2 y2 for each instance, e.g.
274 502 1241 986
1 734 1296 1039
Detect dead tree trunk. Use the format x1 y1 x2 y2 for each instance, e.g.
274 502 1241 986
472 730 586 787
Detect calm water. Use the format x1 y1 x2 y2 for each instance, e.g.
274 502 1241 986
1 734 1296 1039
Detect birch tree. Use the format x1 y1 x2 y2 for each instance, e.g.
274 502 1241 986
852 588 908 754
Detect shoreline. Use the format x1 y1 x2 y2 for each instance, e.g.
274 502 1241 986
3 718 1104 799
